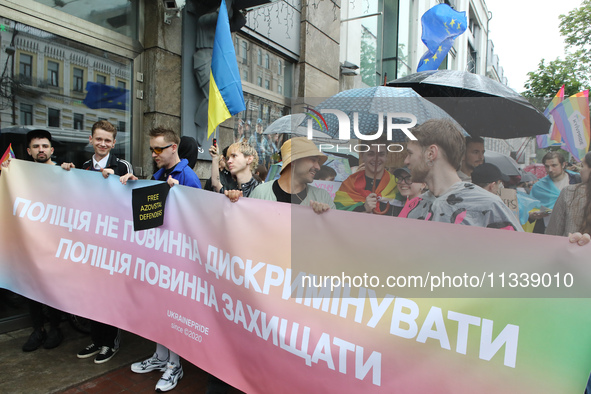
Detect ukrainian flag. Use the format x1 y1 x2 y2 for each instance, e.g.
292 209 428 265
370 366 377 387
208 0 246 138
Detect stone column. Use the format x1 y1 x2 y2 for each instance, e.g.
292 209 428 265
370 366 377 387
140 1 183 178
298 0 341 103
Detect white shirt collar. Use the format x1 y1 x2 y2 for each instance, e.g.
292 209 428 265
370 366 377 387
93 154 110 170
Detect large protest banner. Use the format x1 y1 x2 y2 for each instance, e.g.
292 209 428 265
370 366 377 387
1 159 591 393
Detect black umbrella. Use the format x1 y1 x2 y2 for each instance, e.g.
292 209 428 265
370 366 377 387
388 70 550 139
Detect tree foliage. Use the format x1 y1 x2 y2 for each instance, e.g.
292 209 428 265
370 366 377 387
522 1 591 98
559 0 591 57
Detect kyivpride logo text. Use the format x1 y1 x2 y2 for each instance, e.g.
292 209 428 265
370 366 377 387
305 108 417 152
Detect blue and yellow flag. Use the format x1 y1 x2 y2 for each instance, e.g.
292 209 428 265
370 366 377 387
208 0 246 138
83 81 129 110
417 4 467 72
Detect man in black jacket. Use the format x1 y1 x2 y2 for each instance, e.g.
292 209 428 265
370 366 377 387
61 120 131 364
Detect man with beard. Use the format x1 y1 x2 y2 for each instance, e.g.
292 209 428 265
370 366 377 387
530 151 581 233
250 137 334 213
26 129 56 165
401 119 522 230
457 136 485 182
21 130 64 351
334 139 398 214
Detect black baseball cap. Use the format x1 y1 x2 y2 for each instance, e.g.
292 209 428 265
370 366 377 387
472 163 509 184
26 129 52 146
393 167 411 178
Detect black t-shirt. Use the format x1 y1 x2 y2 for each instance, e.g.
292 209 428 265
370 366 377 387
153 164 177 181
272 180 307 204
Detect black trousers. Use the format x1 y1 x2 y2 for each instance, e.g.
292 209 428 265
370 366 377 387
29 299 61 330
91 320 120 348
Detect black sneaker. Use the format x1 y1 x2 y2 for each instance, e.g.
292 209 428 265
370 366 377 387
94 346 118 364
22 329 46 352
77 343 100 359
43 327 63 349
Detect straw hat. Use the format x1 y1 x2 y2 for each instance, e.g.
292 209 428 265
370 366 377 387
280 137 327 173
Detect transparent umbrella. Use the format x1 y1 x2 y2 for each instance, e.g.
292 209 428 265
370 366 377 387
263 113 332 139
301 86 467 141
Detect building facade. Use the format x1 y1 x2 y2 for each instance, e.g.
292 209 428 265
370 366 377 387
0 0 532 330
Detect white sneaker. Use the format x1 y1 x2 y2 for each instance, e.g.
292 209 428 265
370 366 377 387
130 353 168 373
155 362 183 392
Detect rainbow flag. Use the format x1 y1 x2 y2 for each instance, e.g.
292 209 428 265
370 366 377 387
549 90 591 161
1 143 15 165
334 170 398 211
207 0 246 138
537 86 564 148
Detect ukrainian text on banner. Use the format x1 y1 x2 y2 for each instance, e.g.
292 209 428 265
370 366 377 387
1 159 591 393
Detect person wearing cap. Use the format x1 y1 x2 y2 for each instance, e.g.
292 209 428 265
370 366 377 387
17 129 65 351
402 119 522 230
249 137 335 213
393 166 426 217
471 163 509 195
334 139 398 215
26 129 57 165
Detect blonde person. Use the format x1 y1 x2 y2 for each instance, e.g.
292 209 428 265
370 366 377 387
220 141 260 202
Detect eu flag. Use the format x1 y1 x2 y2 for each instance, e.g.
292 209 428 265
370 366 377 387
83 81 129 111
417 4 467 72
207 0 246 138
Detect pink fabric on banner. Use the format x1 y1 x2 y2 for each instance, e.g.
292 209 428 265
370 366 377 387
1 160 591 393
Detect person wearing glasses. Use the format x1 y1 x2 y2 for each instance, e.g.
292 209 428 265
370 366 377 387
120 127 201 392
121 127 202 189
392 166 426 217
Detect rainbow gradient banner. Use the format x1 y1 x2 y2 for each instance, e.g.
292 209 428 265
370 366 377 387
550 90 591 161
2 159 591 393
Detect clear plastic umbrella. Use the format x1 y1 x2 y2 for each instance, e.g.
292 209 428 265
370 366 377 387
263 113 332 139
301 86 467 141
